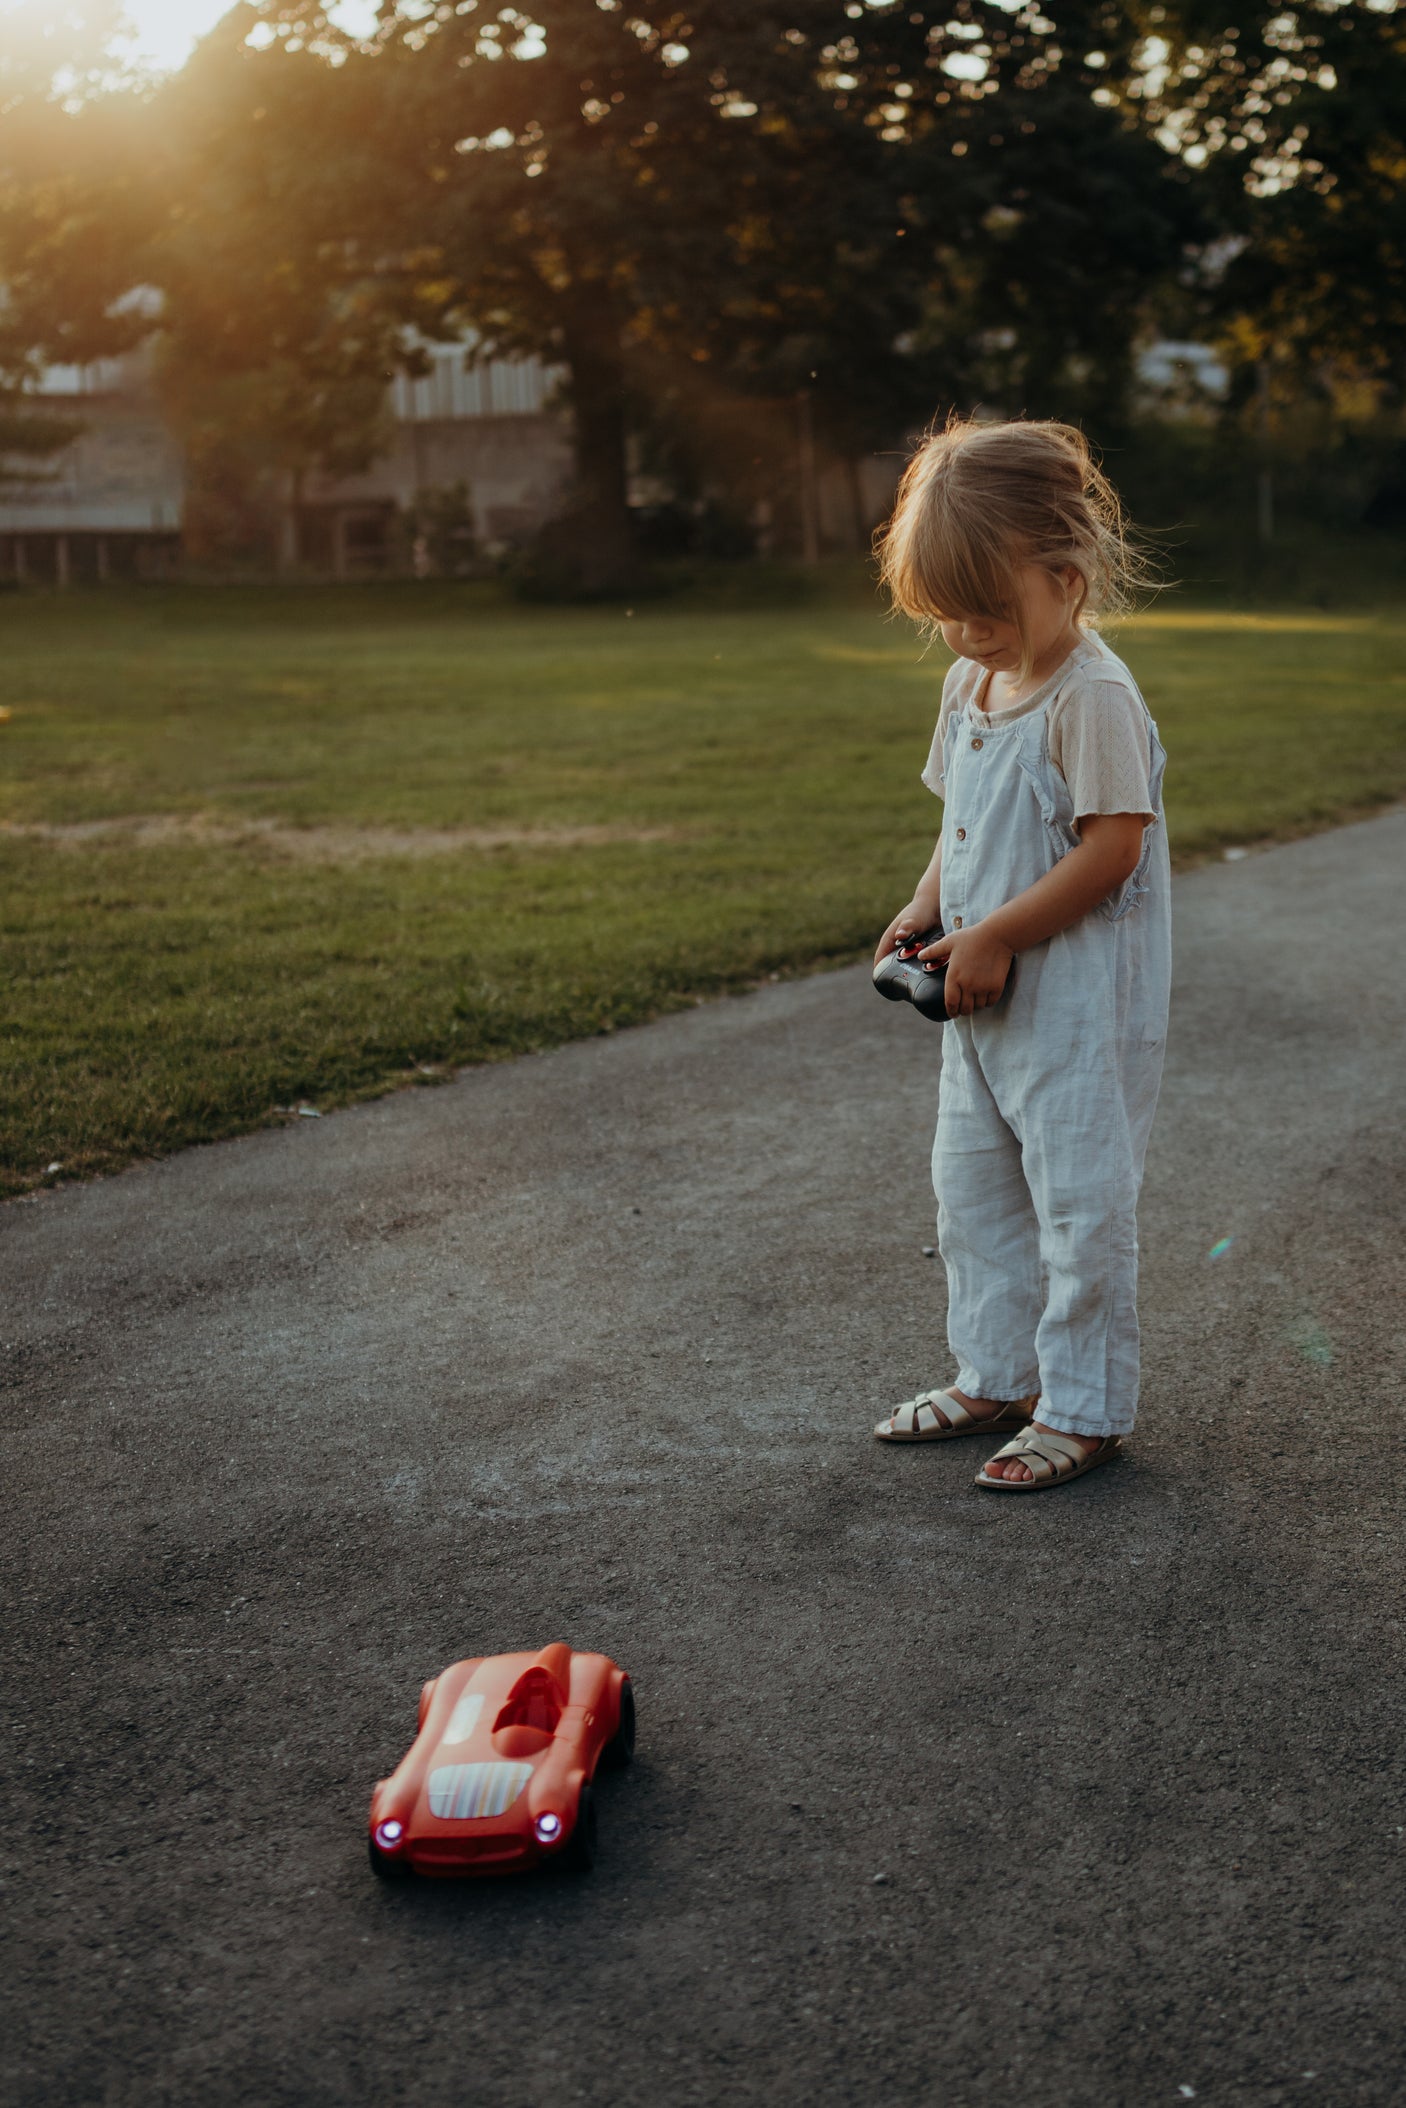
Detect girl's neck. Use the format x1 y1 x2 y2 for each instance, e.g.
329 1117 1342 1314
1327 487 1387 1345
983 622 1083 712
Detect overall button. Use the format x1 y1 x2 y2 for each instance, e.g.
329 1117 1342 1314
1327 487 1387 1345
953 916 964 928
955 827 966 840
971 736 984 750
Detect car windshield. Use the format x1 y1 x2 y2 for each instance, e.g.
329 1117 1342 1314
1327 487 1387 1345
427 1762 533 1820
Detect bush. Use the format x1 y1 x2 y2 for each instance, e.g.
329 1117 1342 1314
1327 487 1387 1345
1105 417 1406 606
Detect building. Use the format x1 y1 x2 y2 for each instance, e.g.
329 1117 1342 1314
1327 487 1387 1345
293 341 574 575
0 326 909 579
1134 339 1230 412
0 335 574 581
0 342 184 584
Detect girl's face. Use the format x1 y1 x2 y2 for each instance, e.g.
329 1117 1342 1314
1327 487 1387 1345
938 563 1081 678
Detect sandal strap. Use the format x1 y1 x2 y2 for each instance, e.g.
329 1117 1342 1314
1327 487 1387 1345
984 1427 1091 1481
916 1390 969 1433
884 1391 964 1436
883 1391 1039 1438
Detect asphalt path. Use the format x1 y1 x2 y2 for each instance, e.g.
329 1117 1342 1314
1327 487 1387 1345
4 809 1405 2108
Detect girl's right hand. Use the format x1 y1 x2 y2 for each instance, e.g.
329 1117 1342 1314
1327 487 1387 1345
874 896 940 967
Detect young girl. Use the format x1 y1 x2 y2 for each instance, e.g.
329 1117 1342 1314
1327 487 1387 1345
870 418 1170 1491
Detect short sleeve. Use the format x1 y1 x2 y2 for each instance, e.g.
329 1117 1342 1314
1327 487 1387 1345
920 661 971 798
1048 679 1156 825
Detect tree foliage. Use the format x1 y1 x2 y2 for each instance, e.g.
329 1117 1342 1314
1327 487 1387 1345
2 0 1403 557
217 0 1207 576
149 27 408 559
0 6 152 486
1119 0 1406 391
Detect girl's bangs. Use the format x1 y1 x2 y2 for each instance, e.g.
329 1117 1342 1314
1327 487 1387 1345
918 522 1017 625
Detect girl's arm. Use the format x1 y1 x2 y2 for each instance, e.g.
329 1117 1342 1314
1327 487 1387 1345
874 838 943 964
919 814 1147 1015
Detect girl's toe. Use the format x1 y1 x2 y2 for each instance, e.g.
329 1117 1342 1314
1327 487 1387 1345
980 1455 1032 1482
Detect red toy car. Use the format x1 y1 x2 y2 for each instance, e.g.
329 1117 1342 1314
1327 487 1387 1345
368 1643 634 1878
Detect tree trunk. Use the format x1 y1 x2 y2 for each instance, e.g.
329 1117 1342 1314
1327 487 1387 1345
795 391 820 563
280 466 305 577
845 455 867 554
554 297 638 595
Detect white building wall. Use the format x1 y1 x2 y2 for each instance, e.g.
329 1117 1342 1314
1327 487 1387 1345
0 335 571 558
0 399 184 533
390 346 560 423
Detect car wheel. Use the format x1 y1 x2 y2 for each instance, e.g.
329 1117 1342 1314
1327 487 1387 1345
562 1785 597 1873
601 1678 635 1769
368 1837 413 1881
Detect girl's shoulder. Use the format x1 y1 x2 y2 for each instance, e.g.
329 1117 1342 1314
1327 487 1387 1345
1057 630 1145 707
938 655 985 719
1045 633 1165 810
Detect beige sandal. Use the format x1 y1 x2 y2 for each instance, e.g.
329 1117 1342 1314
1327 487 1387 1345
874 1389 1038 1444
975 1427 1121 1491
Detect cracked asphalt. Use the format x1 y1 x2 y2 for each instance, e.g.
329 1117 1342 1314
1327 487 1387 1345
4 807 1405 2108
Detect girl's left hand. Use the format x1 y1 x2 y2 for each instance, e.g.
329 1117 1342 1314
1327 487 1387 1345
918 924 1015 1016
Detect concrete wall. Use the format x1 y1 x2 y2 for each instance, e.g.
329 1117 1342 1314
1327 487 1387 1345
0 339 573 575
301 411 575 551
0 384 183 548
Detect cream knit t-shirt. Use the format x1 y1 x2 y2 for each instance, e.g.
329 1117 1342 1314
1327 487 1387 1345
921 630 1157 827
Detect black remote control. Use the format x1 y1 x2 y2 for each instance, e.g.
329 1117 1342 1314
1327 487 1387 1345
873 922 1014 1021
872 924 952 1020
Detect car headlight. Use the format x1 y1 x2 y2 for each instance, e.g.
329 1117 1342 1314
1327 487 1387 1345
533 1812 563 1844
374 1818 405 1850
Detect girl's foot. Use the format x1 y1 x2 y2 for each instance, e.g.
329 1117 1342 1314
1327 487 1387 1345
946 1388 1032 1428
873 1387 1036 1443
978 1421 1111 1485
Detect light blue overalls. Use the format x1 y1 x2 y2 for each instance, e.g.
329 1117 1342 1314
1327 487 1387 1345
926 642 1171 1439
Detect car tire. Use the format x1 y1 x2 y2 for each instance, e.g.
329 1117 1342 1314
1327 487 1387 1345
368 1837 413 1882
562 1784 597 1873
601 1678 635 1769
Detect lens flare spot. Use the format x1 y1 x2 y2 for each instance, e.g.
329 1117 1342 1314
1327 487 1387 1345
1207 1236 1235 1260
1287 1315 1334 1368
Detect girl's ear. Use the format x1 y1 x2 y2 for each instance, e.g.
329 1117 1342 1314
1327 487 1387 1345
1063 564 1090 616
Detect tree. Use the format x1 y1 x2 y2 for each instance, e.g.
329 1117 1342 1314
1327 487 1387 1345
145 24 429 565
233 0 1206 580
0 5 153 488
0 0 1248 567
1118 0 1406 390
1 6 425 559
233 2 923 584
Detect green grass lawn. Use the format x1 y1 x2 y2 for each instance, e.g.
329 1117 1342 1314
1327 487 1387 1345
5 572 1405 1198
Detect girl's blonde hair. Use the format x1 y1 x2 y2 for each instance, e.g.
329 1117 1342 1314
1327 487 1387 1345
877 416 1151 675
